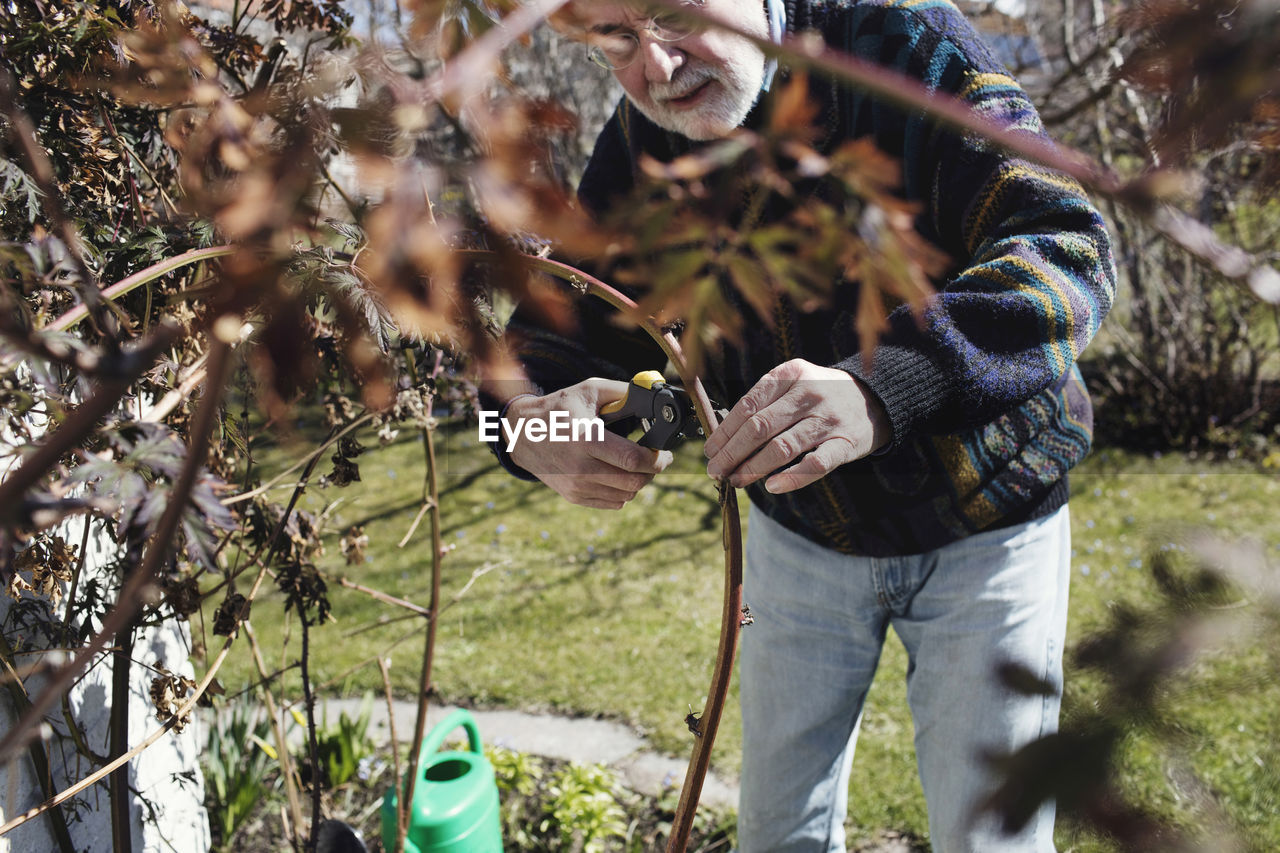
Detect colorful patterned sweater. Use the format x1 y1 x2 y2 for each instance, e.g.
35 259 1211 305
502 0 1116 557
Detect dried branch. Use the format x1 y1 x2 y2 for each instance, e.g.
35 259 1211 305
396 499 435 549
1147 207 1280 303
244 622 304 852
338 560 509 642
325 573 432 618
108 610 135 852
299 613 322 851
377 656 403 843
220 415 376 508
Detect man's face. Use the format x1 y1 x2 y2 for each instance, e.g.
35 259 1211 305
576 0 769 140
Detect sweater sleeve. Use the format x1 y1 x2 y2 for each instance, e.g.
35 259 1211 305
832 1 1116 447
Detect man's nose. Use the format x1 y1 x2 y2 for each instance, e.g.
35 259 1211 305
638 35 684 83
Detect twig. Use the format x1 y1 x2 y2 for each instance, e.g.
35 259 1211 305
280 626 426 715
326 574 432 618
97 100 181 220
45 246 237 334
220 414 375 507
396 419 445 853
244 622 304 853
336 554 510 642
396 499 435 549
139 356 210 425
299 613 322 852
200 419 369 597
377 657 403 847
108 607 135 852
1148 206 1280 303
446 561 502 607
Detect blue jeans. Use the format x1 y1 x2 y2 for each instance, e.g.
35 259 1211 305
737 503 1071 853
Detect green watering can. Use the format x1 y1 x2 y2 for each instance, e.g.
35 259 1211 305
381 709 503 853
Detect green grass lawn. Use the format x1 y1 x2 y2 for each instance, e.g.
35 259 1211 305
203 425 1280 851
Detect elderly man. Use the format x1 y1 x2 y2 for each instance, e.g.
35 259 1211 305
487 0 1116 850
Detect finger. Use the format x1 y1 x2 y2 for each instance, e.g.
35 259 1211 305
763 438 857 494
588 433 674 474
582 378 631 411
703 370 795 460
576 479 649 503
549 462 654 495
706 389 805 481
540 471 647 503
722 419 824 488
573 497 628 510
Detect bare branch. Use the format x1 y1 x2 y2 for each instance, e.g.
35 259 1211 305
45 246 236 334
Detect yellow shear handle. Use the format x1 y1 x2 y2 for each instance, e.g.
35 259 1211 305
599 370 666 416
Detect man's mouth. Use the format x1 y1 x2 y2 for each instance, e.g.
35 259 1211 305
664 80 713 108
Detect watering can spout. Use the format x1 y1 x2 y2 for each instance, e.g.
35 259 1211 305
381 709 503 853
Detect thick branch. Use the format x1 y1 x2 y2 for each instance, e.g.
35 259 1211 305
467 251 740 850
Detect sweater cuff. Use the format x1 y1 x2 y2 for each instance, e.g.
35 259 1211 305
835 344 955 450
485 394 541 482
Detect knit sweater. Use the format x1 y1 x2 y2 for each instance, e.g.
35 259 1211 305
502 0 1116 557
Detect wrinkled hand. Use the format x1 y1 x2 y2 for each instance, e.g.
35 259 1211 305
704 359 890 494
506 379 673 510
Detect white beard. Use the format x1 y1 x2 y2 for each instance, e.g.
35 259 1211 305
631 51 765 140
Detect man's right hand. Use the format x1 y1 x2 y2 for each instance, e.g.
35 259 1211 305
505 379 674 510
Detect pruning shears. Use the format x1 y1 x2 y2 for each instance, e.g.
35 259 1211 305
599 370 706 450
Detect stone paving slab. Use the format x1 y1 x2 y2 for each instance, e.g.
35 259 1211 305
322 698 738 810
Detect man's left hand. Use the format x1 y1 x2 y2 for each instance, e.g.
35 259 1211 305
704 359 891 494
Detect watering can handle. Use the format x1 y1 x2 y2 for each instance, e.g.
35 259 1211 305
416 709 484 768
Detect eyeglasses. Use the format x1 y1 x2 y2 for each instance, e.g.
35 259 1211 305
585 2 706 71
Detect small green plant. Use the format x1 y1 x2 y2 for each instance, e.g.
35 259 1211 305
542 762 629 853
203 702 282 852
306 692 377 789
488 745 546 849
